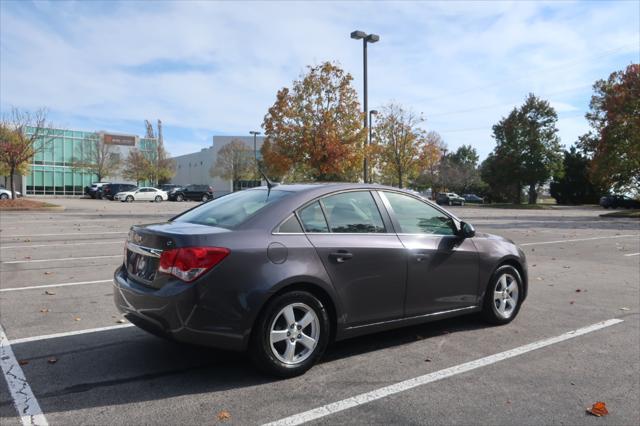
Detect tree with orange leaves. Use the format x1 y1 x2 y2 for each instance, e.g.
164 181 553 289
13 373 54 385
261 62 365 182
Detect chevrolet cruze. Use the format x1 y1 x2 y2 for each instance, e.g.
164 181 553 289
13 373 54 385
114 183 527 377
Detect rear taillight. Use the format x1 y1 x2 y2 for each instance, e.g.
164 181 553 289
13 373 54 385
158 246 230 282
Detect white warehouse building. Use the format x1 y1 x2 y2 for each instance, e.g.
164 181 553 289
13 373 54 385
170 135 266 198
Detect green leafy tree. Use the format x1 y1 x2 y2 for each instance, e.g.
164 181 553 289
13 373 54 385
578 64 640 193
438 145 482 194
261 62 365 182
490 93 563 204
0 108 55 199
550 146 599 205
210 139 255 190
373 103 425 188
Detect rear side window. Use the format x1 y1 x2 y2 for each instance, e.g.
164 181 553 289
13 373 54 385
298 201 329 233
321 191 385 233
382 192 456 235
278 215 303 233
174 189 292 229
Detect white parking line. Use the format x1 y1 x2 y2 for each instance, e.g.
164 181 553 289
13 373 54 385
0 279 112 293
264 318 624 426
2 255 121 264
9 324 135 345
0 324 48 426
520 234 639 246
1 231 127 238
624 252 640 257
0 241 123 249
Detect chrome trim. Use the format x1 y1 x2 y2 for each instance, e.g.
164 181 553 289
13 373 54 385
126 242 162 258
345 305 478 330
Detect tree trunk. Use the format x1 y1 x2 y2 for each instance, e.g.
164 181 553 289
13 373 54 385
398 170 403 188
9 166 16 200
514 183 522 204
528 183 537 204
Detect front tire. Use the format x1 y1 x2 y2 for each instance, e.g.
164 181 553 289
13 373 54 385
0 193 8 200
202 194 209 202
154 195 162 202
250 291 330 378
126 195 134 203
176 194 184 202
481 265 523 325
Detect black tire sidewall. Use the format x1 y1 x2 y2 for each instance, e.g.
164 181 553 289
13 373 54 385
155 196 162 202
250 291 330 378
482 265 523 325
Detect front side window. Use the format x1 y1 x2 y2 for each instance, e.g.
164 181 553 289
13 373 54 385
382 192 456 235
174 189 292 229
320 191 385 233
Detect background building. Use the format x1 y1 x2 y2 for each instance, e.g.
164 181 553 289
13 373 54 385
14 127 157 196
171 135 265 198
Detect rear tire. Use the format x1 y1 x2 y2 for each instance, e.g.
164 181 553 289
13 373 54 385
0 193 8 200
481 265 523 325
202 194 209 202
250 291 330 378
176 194 184 202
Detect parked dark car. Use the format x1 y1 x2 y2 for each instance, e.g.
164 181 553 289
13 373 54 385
168 184 214 202
158 184 181 192
102 183 138 200
599 195 640 209
114 183 527 377
85 182 110 199
436 192 465 206
463 194 484 204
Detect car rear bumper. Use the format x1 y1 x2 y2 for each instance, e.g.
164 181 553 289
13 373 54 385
113 266 247 351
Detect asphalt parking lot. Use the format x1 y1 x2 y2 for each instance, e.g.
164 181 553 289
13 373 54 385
1 198 639 425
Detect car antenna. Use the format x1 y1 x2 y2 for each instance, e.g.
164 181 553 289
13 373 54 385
259 168 278 197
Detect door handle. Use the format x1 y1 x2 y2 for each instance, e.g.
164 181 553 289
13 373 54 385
413 251 430 262
329 251 353 263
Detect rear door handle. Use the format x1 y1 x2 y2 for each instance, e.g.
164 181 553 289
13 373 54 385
330 251 353 263
413 251 430 262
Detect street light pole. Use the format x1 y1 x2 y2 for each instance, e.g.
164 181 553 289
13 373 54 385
368 109 378 183
249 130 261 179
351 30 379 184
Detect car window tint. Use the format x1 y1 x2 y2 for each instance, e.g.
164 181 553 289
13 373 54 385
383 192 456 235
278 215 303 233
298 201 329 233
174 189 291 229
321 191 385 233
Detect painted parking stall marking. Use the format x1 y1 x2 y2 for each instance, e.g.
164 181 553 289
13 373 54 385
520 234 640 246
264 319 624 426
9 324 136 345
0 324 48 426
0 279 112 293
2 255 121 265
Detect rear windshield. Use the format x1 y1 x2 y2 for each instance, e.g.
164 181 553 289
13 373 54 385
174 189 292 229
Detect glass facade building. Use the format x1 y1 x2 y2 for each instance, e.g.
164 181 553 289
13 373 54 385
24 126 157 196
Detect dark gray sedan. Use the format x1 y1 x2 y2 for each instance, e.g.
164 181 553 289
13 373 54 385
114 183 527 377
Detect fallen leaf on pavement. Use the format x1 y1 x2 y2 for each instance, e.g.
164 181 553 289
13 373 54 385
425 358 432 362
44 271 53 275
620 307 630 311
18 359 29 366
586 401 609 417
569 301 575 304
44 290 56 295
217 410 231 422
74 317 81 321
24 256 31 260
47 357 58 364
40 308 50 313
575 289 582 293
117 319 126 324
563 266 570 269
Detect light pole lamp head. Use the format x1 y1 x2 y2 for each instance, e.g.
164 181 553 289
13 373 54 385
366 34 380 43
249 131 261 136
350 30 366 40
370 110 378 116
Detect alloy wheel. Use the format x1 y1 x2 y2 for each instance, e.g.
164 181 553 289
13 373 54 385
492 273 519 319
269 302 320 365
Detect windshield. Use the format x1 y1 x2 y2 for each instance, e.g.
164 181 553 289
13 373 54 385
174 189 292 229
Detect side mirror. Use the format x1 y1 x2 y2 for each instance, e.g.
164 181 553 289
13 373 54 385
459 221 475 238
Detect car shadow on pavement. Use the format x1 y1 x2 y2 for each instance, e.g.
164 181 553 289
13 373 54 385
2 315 487 413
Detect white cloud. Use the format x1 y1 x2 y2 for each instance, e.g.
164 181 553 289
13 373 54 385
1 0 638 158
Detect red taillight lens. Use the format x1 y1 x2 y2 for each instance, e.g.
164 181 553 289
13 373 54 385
159 246 229 282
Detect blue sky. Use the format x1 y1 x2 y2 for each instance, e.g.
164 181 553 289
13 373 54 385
1 0 638 159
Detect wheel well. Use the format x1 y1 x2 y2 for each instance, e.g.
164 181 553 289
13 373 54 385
259 283 338 344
